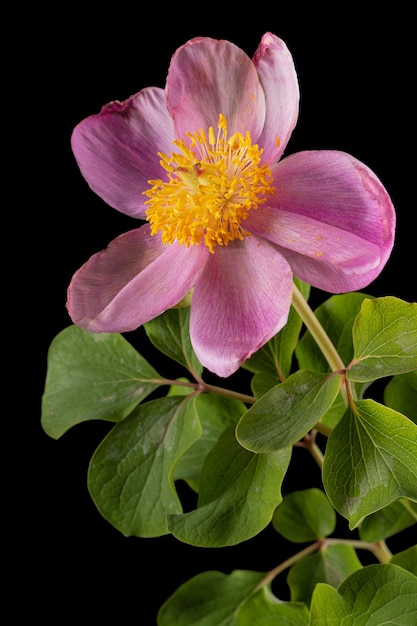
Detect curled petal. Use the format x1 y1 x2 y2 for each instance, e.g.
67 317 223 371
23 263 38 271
247 210 382 292
71 88 175 218
166 36 265 139
252 32 300 163
67 226 207 332
190 236 293 377
245 150 395 291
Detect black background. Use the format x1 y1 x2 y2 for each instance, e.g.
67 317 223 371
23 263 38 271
20 6 415 623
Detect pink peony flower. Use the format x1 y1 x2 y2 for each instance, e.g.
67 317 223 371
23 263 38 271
67 33 395 377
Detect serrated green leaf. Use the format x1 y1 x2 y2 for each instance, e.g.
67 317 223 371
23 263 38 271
237 588 309 625
144 307 203 377
41 325 161 439
310 564 417 625
347 297 417 382
287 544 362 606
173 393 246 492
243 279 310 398
236 370 340 453
157 569 266 626
272 488 336 542
323 400 417 528
391 546 417 576
88 395 201 537
384 370 417 424
168 427 291 547
359 499 417 542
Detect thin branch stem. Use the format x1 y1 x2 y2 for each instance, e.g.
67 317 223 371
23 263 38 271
146 377 256 405
257 536 393 590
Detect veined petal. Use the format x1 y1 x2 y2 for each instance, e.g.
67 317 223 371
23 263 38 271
66 225 207 333
271 150 395 250
71 87 175 219
253 32 300 163
190 236 293 377
245 150 395 292
166 36 265 140
246 209 382 292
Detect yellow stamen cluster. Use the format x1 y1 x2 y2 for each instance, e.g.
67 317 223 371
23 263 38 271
144 114 275 253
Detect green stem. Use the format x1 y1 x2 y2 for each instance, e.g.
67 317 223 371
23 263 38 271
291 283 350 408
291 283 345 372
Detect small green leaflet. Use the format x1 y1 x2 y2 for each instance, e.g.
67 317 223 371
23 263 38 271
347 296 417 382
323 399 417 528
41 325 162 439
236 370 340 453
272 489 336 542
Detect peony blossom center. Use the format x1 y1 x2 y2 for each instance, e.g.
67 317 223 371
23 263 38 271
144 114 275 253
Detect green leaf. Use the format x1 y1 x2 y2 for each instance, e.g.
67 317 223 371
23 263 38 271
168 427 291 547
287 544 362 606
391 546 417 577
347 297 417 382
384 370 417 424
41 325 161 439
144 307 202 377
88 395 201 537
323 399 417 528
173 393 246 492
236 588 309 625
243 279 310 398
310 564 417 624
157 569 266 626
272 488 336 542
236 370 340 453
359 499 417 542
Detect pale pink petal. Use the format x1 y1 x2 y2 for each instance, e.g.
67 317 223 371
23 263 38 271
67 225 208 332
244 150 395 291
71 87 175 219
166 37 265 140
190 236 293 377
252 32 300 163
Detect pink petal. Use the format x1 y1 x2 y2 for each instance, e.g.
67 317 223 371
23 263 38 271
166 36 265 140
71 87 175 219
67 225 207 332
245 150 395 292
190 236 293 377
252 32 300 163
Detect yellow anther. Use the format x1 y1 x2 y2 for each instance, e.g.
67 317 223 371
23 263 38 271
144 114 274 253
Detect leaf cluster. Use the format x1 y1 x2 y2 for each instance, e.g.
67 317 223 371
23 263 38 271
41 286 417 623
